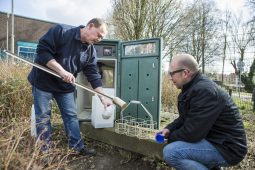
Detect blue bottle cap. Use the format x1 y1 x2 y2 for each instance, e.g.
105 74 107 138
155 133 164 143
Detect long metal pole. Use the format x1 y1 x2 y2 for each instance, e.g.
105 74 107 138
11 0 15 62
239 71 241 98
6 13 9 62
6 13 9 51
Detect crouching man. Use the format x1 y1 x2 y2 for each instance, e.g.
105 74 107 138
158 54 247 170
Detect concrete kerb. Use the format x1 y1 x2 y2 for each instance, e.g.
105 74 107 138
80 122 165 160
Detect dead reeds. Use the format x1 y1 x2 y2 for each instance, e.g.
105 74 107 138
161 72 180 113
0 61 80 169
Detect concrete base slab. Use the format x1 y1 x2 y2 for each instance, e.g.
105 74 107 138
80 122 165 160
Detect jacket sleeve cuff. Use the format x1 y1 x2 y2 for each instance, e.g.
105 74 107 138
164 123 176 132
90 79 103 89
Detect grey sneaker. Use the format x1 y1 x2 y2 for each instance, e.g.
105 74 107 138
79 147 96 156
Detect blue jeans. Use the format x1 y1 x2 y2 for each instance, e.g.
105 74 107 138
163 139 229 170
32 86 84 151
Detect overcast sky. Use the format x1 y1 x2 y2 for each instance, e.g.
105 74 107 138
0 0 112 26
0 0 249 26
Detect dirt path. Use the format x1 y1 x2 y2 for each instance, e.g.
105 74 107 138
61 139 167 170
66 149 160 170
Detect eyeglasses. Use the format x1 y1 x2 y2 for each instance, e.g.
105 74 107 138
168 69 186 77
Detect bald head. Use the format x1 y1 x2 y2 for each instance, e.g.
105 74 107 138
171 54 199 74
86 18 107 28
168 54 199 89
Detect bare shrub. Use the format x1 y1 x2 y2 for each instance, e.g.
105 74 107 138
0 61 75 169
161 72 180 113
0 61 33 120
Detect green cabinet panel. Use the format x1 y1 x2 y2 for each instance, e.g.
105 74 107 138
138 57 159 124
120 57 160 125
120 59 139 118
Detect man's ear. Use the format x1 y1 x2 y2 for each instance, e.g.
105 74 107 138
184 70 191 78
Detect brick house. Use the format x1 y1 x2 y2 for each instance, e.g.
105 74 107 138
0 11 55 58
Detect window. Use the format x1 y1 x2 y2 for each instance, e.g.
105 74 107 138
17 41 37 61
124 42 156 56
18 46 36 61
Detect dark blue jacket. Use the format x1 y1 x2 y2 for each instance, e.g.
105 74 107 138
28 24 102 93
165 73 247 165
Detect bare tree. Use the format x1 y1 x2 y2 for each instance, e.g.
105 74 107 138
230 13 255 75
179 0 221 73
110 0 149 40
109 0 192 59
247 0 255 22
220 10 232 83
109 0 224 72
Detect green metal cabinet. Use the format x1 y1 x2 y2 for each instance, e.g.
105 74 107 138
76 38 162 128
119 38 162 128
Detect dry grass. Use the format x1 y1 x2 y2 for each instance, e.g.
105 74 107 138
0 61 33 120
0 61 80 170
161 73 180 113
0 116 84 170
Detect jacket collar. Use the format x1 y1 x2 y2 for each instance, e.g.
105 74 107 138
182 71 202 92
75 25 85 41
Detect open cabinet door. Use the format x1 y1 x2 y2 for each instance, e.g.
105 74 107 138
119 38 162 128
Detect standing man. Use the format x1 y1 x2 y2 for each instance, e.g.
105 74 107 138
28 18 112 156
158 54 247 170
